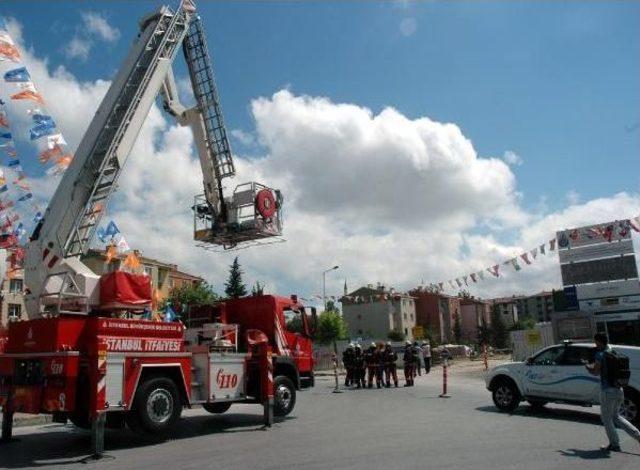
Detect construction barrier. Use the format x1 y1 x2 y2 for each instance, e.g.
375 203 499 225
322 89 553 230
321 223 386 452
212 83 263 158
439 359 451 398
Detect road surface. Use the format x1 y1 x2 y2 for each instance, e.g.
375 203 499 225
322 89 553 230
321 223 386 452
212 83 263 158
2 361 639 469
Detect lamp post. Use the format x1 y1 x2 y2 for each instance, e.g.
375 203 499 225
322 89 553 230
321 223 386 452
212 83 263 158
322 265 339 311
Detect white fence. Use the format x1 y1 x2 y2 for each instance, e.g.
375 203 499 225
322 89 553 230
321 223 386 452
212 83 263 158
510 323 555 361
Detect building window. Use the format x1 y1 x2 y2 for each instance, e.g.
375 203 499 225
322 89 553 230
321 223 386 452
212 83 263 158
358 329 363 335
8 303 21 319
9 279 23 294
357 314 362 320
404 328 408 336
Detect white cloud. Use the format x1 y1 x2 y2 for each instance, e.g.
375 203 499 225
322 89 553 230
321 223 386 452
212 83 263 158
64 36 91 61
81 12 120 43
63 12 119 60
3 17 638 306
502 150 523 166
230 129 256 147
399 17 418 37
565 189 580 205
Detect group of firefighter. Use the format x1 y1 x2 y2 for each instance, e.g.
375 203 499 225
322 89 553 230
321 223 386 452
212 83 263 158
341 340 432 389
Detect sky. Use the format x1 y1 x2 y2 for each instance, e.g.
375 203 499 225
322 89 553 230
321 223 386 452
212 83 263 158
0 0 638 306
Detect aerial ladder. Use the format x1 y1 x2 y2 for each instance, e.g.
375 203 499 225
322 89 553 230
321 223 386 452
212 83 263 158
22 0 283 317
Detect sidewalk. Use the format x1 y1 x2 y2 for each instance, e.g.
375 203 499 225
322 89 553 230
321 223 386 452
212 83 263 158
0 410 54 428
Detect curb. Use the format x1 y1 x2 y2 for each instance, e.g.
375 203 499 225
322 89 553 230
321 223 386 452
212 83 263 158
12 414 54 428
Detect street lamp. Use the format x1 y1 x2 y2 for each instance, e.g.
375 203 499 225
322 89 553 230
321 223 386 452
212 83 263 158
322 265 339 311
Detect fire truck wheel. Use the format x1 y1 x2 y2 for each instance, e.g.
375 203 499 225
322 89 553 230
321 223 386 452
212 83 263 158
128 377 181 434
274 376 296 417
203 402 232 414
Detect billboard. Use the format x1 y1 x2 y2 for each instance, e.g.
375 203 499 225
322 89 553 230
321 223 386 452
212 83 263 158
560 255 638 285
576 279 640 300
556 221 632 250
559 239 634 264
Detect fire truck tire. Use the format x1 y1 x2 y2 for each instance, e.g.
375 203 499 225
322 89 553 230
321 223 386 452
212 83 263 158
203 402 232 414
127 377 182 434
274 376 296 417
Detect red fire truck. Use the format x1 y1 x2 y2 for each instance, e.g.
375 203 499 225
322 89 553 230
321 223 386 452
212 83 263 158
0 0 311 457
0 291 315 448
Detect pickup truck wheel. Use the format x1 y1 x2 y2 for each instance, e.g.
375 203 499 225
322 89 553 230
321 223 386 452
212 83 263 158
127 377 181 434
274 376 296 417
203 402 232 414
492 379 520 412
621 389 639 424
527 399 548 410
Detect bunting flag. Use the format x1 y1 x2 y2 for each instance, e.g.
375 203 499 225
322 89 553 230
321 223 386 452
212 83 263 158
116 235 130 253
0 111 8 128
520 253 531 265
488 265 499 277
3 66 31 83
448 280 455 289
603 224 614 242
438 282 444 291
0 41 21 62
549 238 556 251
123 251 141 270
530 247 538 259
477 270 484 281
463 275 468 286
470 273 477 283
10 88 44 105
510 258 521 271
539 243 546 255
630 217 640 233
104 243 118 263
455 278 462 287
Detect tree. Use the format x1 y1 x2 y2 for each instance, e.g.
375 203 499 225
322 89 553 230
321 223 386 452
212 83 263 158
511 317 536 331
286 315 304 334
325 299 340 314
490 304 509 349
251 281 265 296
316 311 348 346
387 329 405 342
453 313 462 343
166 282 219 313
224 256 247 299
477 321 491 346
458 290 472 300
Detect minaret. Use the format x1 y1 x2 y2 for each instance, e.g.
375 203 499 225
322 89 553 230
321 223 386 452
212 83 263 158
343 278 348 296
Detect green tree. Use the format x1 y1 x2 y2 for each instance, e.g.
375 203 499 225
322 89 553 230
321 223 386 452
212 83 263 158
251 281 265 296
166 282 219 313
325 299 340 314
490 304 509 349
511 316 536 331
387 329 405 341
224 256 247 299
453 313 462 343
316 311 348 346
286 315 304 334
477 322 491 346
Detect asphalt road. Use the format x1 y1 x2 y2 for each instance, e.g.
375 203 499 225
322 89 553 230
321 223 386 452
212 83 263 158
2 363 639 470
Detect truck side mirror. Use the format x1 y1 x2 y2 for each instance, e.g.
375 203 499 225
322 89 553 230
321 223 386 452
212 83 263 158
525 357 534 365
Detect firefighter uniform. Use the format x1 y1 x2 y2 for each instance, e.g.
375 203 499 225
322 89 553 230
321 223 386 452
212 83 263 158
364 343 380 389
384 343 399 387
342 344 355 387
354 344 365 388
403 342 415 386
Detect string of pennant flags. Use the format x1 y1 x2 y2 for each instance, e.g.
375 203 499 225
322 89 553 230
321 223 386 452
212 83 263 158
0 19 140 272
0 17 71 259
422 216 640 294
297 216 640 305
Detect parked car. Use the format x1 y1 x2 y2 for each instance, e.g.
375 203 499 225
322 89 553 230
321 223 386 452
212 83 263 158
485 341 640 424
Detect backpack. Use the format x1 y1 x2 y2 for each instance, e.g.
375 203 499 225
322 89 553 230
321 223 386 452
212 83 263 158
604 349 631 388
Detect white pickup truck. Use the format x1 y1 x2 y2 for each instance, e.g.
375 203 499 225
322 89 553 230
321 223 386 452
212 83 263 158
485 341 640 424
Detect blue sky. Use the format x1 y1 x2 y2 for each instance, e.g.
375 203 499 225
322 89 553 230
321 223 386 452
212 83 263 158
6 0 639 213
2 1 639 299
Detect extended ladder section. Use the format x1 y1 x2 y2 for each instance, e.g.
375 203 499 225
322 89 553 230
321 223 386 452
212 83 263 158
183 16 235 185
63 6 191 257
